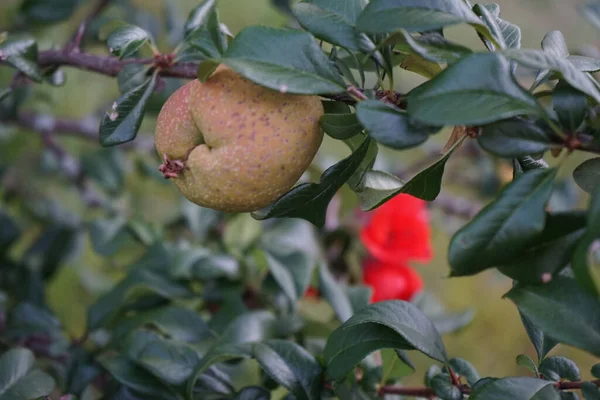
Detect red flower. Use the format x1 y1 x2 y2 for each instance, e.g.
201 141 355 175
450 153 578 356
363 259 424 302
360 194 432 264
304 286 319 299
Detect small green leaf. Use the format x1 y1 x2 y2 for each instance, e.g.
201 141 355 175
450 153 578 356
520 312 558 362
0 209 20 252
0 34 42 82
472 4 506 50
504 48 600 103
506 276 600 358
593 364 600 379
356 100 440 150
430 374 461 400
234 386 271 400
117 64 148 94
356 0 485 34
0 348 55 400
449 168 557 276
573 158 600 194
252 137 370 227
197 60 220 82
449 358 480 386
568 55 600 72
184 0 217 36
408 53 543 125
20 0 80 23
542 30 569 59
221 26 346 95
99 73 157 146
479 118 556 158
516 354 539 375
292 3 361 50
539 356 581 382
81 148 125 194
107 25 152 59
224 214 262 257
324 300 447 381
469 377 560 400
320 113 363 140
393 30 472 64
318 261 353 323
89 217 130 256
572 186 600 296
553 81 588 132
481 4 521 49
582 381 600 400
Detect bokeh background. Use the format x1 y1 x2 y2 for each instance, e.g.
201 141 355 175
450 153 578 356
1 0 598 385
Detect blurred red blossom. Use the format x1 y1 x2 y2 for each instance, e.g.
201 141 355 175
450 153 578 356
360 194 433 264
362 259 424 302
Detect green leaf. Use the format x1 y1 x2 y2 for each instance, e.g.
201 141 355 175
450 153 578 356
19 0 80 23
220 311 278 344
472 4 507 50
234 386 271 400
181 199 221 240
307 0 365 24
504 49 600 104
582 381 600 400
506 276 600 357
542 30 569 59
0 34 42 82
449 168 557 276
573 158 600 194
497 211 586 284
393 30 473 64
125 330 199 386
553 81 588 132
318 262 353 323
221 26 345 94
356 100 440 150
479 118 556 158
0 348 54 400
89 217 130 256
110 305 215 344
356 137 463 210
572 186 600 296
292 3 361 50
539 356 581 382
0 210 20 252
481 4 521 49
81 148 125 194
107 25 153 59
253 340 322 400
88 269 192 330
356 0 484 34
223 214 262 257
99 73 157 146
568 55 600 73
320 113 363 140
170 248 240 281
264 250 312 305
98 353 180 400
520 312 558 362
430 374 461 400
516 354 539 376
592 363 600 379
252 137 370 227
117 64 149 94
470 377 560 400
184 0 217 36
408 53 543 125
197 60 220 82
449 358 480 386
324 300 447 381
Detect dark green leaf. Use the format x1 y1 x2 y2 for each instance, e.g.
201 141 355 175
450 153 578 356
356 0 484 34
520 312 558 362
572 185 600 296
573 158 600 194
89 217 130 256
24 224 77 280
20 0 80 23
516 354 539 375
0 348 55 400
197 60 220 82
582 382 600 400
539 356 580 382
88 269 192 330
593 364 600 379
234 386 271 400
181 199 221 240
107 25 152 59
393 30 472 64
320 113 363 140
184 0 217 36
356 100 440 149
553 81 588 132
117 64 149 94
307 0 365 24
293 3 361 50
408 53 543 125
430 374 461 400
356 136 463 210
0 210 20 252
98 353 179 400
253 340 322 400
318 262 353 322
504 49 600 103
81 148 125 194
498 211 587 283
99 73 157 146
324 301 447 381
222 26 345 94
449 168 557 276
470 377 560 400
171 248 240 281
479 119 556 158
346 285 372 314
252 138 370 227
506 276 600 357
0 34 42 82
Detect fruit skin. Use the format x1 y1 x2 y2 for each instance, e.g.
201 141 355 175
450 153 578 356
362 259 424 303
154 65 324 212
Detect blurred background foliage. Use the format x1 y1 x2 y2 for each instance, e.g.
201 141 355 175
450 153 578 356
0 0 598 386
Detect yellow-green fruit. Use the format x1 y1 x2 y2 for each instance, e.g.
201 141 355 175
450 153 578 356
154 66 324 212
